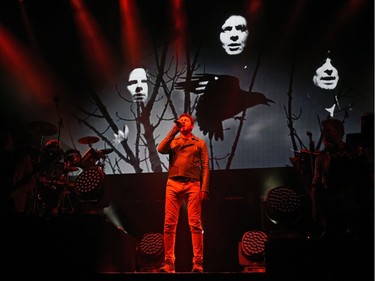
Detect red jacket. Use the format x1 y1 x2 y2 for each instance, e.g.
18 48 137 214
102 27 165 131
158 127 210 193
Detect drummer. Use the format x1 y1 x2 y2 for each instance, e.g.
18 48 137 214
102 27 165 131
39 139 64 175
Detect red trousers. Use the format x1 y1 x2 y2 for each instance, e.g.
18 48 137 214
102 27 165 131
163 178 204 265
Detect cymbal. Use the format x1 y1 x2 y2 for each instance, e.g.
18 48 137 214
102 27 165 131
98 148 114 155
28 121 58 136
78 136 100 145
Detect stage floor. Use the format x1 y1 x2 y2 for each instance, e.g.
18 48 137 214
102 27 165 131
1 210 373 281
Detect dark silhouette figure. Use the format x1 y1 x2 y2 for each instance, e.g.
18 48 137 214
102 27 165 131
311 118 372 239
309 118 373 280
0 125 36 214
176 74 274 140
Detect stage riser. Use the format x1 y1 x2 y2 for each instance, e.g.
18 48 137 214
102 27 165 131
2 214 372 281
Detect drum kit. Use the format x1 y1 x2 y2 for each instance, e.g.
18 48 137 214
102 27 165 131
27 121 113 216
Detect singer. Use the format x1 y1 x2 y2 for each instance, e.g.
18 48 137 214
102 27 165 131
158 113 210 273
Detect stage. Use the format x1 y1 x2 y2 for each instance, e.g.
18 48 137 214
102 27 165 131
1 168 373 280
1 212 373 280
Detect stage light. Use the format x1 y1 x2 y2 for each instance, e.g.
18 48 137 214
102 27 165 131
238 230 268 273
136 232 164 272
262 186 306 240
265 186 302 225
74 167 104 206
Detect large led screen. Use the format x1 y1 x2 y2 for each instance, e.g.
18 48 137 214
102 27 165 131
0 0 373 175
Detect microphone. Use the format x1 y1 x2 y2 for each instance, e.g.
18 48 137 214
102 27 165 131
174 120 182 128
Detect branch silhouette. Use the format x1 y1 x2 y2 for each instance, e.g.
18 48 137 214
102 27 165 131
76 89 142 173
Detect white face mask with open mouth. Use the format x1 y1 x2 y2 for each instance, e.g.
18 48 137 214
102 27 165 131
313 58 339 90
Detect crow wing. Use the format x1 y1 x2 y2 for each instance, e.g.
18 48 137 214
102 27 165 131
176 74 274 141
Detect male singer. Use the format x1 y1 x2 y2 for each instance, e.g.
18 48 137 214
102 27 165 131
158 113 210 273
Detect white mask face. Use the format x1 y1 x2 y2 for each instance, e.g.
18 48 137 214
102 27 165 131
313 58 339 90
127 68 148 103
220 15 249 55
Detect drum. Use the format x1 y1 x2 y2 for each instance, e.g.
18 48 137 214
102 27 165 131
41 140 64 163
80 147 101 168
39 141 64 181
64 149 82 167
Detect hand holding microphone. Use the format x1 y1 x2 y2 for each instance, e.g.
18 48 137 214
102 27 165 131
174 120 183 128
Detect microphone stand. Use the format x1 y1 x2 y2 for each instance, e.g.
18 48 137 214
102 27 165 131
54 96 63 145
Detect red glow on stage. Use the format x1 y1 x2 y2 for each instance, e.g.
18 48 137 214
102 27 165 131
245 0 264 35
18 0 39 52
170 0 187 57
0 24 60 106
246 0 263 15
338 0 364 21
325 0 366 43
70 0 117 86
119 0 145 67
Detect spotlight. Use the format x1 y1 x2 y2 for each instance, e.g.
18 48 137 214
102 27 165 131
73 167 105 211
265 186 302 225
262 186 307 239
238 230 268 273
263 187 310 278
136 232 164 272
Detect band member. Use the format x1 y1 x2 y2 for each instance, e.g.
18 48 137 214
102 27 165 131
158 113 210 273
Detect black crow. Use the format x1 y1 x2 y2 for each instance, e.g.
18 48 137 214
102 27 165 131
176 74 274 141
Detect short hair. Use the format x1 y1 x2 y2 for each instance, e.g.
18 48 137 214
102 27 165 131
321 118 345 137
179 113 195 124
